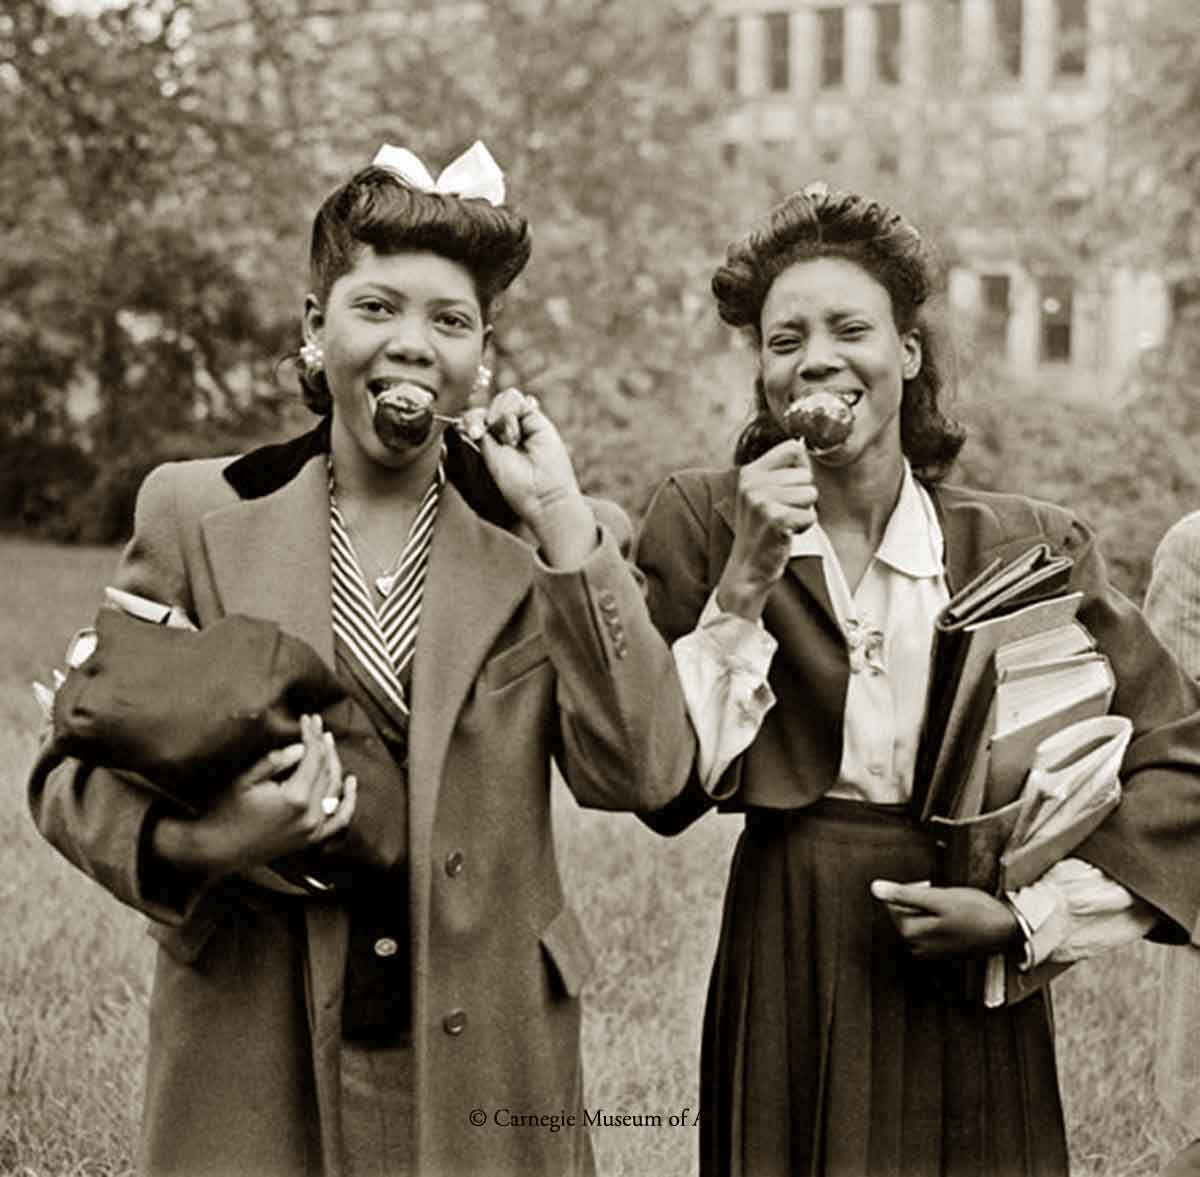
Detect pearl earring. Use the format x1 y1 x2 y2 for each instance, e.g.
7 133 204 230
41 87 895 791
473 364 493 397
299 341 324 375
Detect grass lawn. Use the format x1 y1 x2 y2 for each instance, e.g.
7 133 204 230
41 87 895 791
0 536 1190 1175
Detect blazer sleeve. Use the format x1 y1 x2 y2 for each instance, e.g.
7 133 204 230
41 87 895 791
27 463 208 926
630 474 729 835
530 500 698 818
1061 507 1200 945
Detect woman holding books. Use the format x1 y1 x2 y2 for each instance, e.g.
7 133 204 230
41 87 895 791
29 142 693 1177
637 183 1200 1176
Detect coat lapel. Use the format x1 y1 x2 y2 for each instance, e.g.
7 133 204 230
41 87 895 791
933 483 1052 595
200 453 335 666
405 481 534 886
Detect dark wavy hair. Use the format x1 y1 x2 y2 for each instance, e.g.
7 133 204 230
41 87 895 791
714 185 965 481
297 164 532 415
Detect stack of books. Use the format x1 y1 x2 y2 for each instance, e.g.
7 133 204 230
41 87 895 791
912 544 1128 1006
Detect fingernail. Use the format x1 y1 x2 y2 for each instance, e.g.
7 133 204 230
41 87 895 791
345 774 357 790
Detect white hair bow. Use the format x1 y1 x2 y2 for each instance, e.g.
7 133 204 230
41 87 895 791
372 141 506 207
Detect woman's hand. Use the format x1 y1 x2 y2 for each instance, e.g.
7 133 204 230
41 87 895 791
870 879 1023 960
716 439 818 621
150 714 357 885
464 388 596 567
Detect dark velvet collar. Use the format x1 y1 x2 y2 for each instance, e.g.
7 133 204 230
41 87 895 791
222 417 332 500
222 416 519 530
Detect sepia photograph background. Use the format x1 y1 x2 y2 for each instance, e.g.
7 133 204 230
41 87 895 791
3 0 1199 1173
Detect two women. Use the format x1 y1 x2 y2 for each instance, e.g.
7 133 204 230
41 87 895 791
30 148 1200 1176
29 144 694 1177
637 185 1200 1176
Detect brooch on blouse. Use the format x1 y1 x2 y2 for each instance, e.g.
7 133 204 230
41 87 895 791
844 618 886 676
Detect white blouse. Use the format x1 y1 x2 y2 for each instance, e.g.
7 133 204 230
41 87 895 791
672 462 1154 969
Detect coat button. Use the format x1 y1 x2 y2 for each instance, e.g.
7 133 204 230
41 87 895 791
444 849 465 878
443 1009 467 1035
597 591 618 615
373 937 399 958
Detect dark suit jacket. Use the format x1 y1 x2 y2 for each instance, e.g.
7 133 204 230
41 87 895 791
636 467 1200 947
29 427 696 1177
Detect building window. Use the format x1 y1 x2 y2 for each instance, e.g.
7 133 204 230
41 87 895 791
1039 277 1073 363
994 0 1022 80
718 16 739 92
874 3 902 84
980 273 1011 352
818 7 845 89
1055 0 1087 78
765 11 791 92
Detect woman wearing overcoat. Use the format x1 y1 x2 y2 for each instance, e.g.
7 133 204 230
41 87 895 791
29 143 694 1177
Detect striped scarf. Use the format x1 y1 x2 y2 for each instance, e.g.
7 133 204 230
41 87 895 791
328 459 444 718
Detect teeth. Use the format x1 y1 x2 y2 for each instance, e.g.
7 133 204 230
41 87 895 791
809 390 860 407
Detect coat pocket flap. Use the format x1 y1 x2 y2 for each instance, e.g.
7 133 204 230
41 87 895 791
145 899 224 965
485 633 549 692
539 905 596 999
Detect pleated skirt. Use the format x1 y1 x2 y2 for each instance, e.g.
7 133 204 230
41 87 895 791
700 798 1069 1177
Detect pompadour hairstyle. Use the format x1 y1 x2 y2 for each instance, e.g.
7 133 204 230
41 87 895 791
714 186 965 481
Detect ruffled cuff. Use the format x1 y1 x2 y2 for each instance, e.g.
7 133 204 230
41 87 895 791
1007 856 1157 970
671 590 777 797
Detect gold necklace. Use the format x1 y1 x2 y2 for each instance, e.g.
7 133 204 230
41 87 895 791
329 471 405 597
345 511 405 597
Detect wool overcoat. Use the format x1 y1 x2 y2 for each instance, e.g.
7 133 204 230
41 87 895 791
30 429 696 1177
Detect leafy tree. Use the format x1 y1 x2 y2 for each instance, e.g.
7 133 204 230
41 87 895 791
0 0 296 538
188 0 741 505
2 0 754 534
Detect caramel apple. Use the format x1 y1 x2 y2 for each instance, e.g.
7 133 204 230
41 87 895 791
783 393 855 452
373 384 435 449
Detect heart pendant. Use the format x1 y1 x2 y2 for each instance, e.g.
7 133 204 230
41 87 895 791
375 574 397 597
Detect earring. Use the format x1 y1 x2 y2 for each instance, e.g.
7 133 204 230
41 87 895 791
299 341 324 375
473 364 493 397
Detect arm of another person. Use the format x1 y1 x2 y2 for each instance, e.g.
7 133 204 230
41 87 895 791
1144 512 1200 1132
1146 512 1200 678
